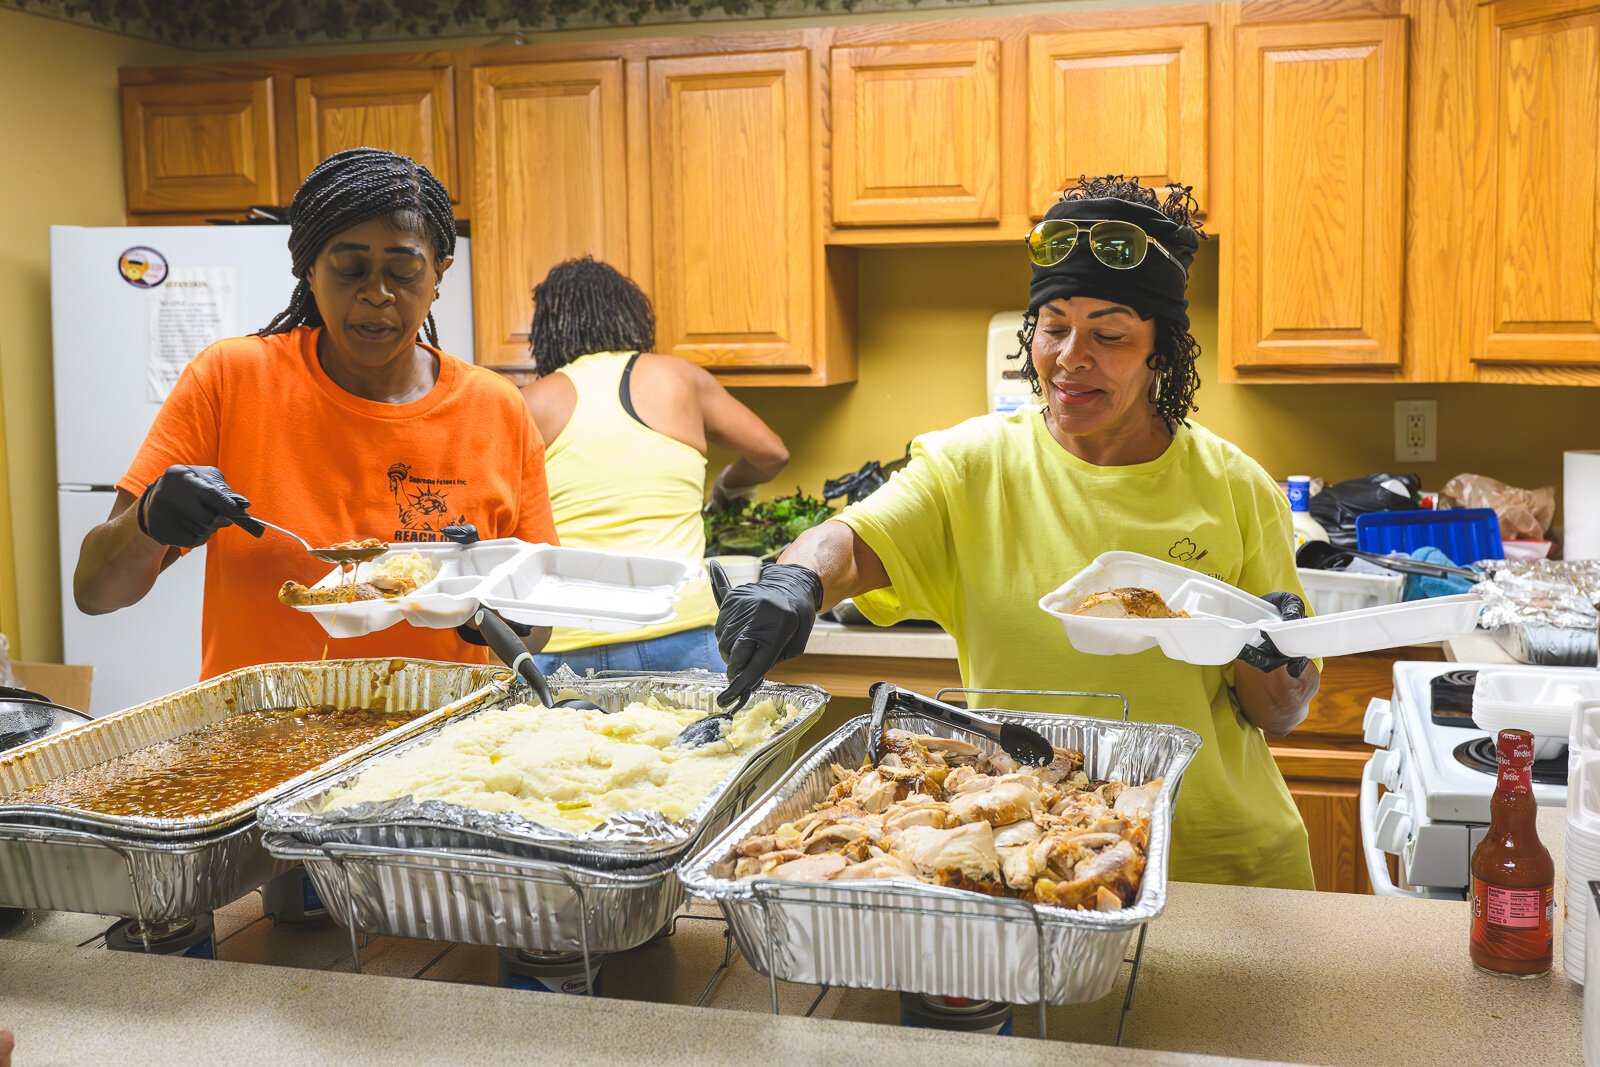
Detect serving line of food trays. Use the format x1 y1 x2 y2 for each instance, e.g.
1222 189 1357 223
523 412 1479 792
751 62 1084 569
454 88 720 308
0 660 511 921
258 670 829 980
289 538 696 639
1041 551 1485 666
678 687 1201 1042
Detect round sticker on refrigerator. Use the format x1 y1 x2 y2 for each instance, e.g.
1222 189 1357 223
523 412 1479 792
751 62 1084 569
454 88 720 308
117 246 168 288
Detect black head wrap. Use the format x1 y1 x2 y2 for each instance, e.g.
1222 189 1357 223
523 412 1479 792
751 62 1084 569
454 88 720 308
1027 197 1199 330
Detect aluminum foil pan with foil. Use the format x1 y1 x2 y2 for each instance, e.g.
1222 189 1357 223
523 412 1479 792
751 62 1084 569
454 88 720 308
1473 560 1600 666
0 660 512 838
679 708 1201 1007
262 832 685 955
260 670 829 870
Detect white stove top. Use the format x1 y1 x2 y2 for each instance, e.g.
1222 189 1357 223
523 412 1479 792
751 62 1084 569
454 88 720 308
1393 660 1570 824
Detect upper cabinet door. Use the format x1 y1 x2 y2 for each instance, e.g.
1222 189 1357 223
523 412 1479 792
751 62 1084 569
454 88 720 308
1230 19 1407 372
470 60 628 369
292 67 459 203
1026 25 1208 217
123 79 278 212
649 50 813 372
830 40 1000 226
1475 1 1600 369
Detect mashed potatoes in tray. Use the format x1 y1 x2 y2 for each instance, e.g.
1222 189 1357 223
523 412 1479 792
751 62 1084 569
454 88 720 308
316 696 796 832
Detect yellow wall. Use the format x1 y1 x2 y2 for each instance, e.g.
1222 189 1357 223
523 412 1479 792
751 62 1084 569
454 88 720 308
0 11 190 659
718 240 1600 514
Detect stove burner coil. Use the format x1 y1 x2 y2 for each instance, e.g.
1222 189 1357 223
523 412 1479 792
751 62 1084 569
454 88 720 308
1452 737 1568 786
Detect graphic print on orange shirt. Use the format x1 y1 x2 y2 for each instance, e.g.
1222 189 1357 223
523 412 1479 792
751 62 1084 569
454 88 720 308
386 462 470 541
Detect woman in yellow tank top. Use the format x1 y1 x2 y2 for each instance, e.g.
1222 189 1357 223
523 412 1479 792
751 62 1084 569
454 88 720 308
521 258 790 675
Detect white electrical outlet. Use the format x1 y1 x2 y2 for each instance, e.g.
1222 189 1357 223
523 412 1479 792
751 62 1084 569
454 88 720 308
1394 399 1437 463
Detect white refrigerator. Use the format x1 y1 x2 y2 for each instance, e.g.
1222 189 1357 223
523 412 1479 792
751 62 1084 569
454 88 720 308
51 225 475 715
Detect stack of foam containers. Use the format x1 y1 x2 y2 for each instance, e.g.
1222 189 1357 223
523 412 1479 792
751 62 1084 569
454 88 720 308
1566 700 1600 985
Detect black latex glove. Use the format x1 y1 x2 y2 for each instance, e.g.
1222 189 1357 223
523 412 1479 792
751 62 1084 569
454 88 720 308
137 465 264 549
1236 591 1310 678
441 524 479 545
456 612 532 647
714 561 823 709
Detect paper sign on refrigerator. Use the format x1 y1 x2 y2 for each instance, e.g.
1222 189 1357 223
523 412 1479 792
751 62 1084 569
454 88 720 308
146 266 238 402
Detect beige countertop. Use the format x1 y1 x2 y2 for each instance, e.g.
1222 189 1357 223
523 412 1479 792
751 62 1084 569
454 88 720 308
803 619 957 659
1 808 1583 1066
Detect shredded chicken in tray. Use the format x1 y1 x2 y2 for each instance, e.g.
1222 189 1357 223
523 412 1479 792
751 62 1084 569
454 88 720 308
727 729 1161 912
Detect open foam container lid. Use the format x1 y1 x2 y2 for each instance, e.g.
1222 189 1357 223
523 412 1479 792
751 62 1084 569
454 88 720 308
287 538 695 640
1039 551 1484 667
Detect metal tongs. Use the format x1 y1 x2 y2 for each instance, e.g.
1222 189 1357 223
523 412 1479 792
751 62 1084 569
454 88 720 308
868 682 1055 767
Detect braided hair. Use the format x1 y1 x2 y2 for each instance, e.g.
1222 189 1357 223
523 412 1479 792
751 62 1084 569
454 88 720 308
528 257 656 377
1014 175 1207 430
258 147 456 347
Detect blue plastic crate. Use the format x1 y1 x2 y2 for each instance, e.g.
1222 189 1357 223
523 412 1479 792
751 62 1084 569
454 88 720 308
1355 508 1504 566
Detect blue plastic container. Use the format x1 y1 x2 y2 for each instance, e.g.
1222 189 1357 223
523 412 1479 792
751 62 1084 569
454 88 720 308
1355 508 1504 566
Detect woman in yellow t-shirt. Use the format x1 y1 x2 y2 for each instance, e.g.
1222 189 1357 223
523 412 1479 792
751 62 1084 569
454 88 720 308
709 177 1320 890
521 258 789 675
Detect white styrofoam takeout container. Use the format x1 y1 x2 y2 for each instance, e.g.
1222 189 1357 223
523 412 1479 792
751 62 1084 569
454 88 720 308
287 538 694 640
1039 551 1484 667
1472 667 1600 760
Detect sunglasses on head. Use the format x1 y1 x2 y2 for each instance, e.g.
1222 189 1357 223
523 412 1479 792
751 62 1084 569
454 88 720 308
1024 218 1187 276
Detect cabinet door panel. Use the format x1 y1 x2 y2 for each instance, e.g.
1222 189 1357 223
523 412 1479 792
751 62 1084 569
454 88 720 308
1027 26 1208 216
649 51 812 371
831 40 1000 225
293 68 457 201
1476 3 1600 366
1287 779 1372 895
1231 19 1407 370
123 79 278 212
471 60 628 368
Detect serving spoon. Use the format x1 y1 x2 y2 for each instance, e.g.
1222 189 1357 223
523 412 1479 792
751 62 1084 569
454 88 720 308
254 518 389 565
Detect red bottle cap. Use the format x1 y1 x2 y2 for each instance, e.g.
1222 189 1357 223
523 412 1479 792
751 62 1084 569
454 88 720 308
1497 729 1536 766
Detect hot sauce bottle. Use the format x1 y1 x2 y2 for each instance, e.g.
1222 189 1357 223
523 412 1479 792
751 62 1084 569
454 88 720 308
1469 729 1554 978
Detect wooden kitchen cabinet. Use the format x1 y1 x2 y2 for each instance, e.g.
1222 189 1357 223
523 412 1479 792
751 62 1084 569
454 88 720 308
1225 18 1407 377
469 59 629 369
1471 0 1600 373
1025 24 1209 217
647 49 820 376
122 78 279 213
829 39 1001 225
290 67 459 203
1271 644 1444 895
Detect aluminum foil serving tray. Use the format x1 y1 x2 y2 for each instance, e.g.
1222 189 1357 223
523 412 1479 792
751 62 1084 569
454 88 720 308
261 670 829 870
263 834 685 956
0 660 512 838
0 660 510 920
679 709 1201 1007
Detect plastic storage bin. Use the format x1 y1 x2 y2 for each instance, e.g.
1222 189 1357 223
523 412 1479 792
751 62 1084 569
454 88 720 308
1295 568 1404 615
1355 508 1503 566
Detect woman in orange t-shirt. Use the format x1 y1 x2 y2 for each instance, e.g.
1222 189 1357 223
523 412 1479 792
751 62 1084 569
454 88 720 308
74 148 557 680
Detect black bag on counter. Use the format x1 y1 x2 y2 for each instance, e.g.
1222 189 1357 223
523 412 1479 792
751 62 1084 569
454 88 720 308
1309 472 1420 548
823 445 912 505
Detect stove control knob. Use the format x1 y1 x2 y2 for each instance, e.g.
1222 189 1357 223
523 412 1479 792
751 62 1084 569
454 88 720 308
1363 698 1394 748
1370 749 1404 792
1373 791 1412 856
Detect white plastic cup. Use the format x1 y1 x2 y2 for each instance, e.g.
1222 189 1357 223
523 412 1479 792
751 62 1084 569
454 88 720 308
706 555 761 588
